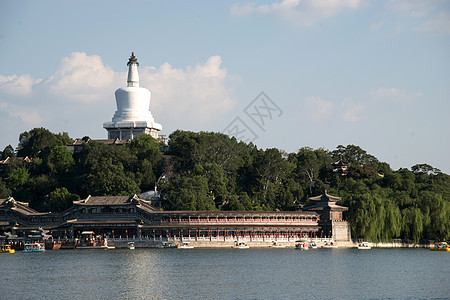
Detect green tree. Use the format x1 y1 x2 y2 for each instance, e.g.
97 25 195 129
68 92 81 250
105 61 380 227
17 128 62 157
74 141 138 196
127 134 162 160
332 144 378 167
194 162 228 205
83 157 140 196
161 174 216 211
0 179 11 198
401 206 424 243
418 191 450 241
168 130 247 173
46 187 79 212
293 147 332 196
8 167 30 190
47 145 75 174
136 159 156 191
1 145 15 160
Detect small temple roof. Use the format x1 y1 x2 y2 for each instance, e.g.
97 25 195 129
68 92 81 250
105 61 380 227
304 191 348 212
332 156 348 167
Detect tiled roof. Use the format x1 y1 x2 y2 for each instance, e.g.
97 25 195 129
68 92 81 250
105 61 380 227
72 139 127 146
12 206 47 215
309 191 341 202
303 203 348 212
74 195 149 206
0 197 42 215
67 219 138 225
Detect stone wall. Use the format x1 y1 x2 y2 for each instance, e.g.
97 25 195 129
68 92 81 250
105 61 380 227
332 221 351 242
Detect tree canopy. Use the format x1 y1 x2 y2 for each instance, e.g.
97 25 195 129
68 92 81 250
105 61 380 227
1 128 448 242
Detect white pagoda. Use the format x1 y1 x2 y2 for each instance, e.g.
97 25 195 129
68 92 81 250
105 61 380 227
103 52 162 140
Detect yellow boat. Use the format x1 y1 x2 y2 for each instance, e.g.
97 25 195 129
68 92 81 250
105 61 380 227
431 242 450 251
0 244 15 253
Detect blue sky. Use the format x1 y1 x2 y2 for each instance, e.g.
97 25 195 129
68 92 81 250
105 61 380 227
1 0 449 173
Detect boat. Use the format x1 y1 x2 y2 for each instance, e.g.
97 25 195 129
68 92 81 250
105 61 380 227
0 244 15 253
431 242 450 251
23 243 45 253
128 242 135 250
357 242 371 250
60 240 78 249
269 241 286 248
322 242 338 249
232 242 249 249
295 242 309 250
309 242 318 249
45 240 62 250
78 232 115 249
160 242 178 248
177 242 194 249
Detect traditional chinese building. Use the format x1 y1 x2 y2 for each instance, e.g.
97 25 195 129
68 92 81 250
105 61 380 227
103 53 162 140
303 191 351 241
1 195 321 242
1 191 351 245
332 157 349 177
67 138 126 153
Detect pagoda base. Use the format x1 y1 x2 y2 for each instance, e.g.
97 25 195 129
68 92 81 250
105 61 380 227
103 121 161 140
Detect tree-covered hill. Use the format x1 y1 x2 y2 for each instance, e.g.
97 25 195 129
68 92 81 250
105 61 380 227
1 128 449 242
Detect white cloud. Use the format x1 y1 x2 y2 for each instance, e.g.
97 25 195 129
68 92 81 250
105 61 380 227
306 96 334 122
341 99 364 122
385 1 450 35
0 74 41 96
386 0 440 17
414 11 450 35
0 102 42 128
370 87 422 102
140 55 237 122
231 0 362 26
44 52 118 103
370 21 384 30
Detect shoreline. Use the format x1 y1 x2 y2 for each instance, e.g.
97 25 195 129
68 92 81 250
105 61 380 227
110 240 433 249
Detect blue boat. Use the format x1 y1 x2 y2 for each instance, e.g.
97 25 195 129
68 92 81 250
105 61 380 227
23 243 46 253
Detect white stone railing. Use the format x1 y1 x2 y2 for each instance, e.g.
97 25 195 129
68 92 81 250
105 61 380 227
111 236 332 243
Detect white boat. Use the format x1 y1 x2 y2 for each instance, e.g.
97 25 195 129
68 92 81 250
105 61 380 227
309 243 318 249
177 242 194 249
128 242 135 250
232 242 249 249
23 243 45 253
357 242 371 250
269 241 286 248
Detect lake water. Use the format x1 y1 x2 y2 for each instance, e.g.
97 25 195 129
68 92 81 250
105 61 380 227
1 248 449 299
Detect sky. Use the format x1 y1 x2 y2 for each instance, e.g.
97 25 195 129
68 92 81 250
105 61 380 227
0 0 449 173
